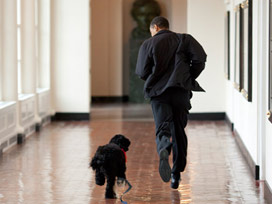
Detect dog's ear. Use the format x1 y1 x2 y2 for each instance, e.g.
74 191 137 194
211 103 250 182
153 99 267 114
109 134 123 145
122 137 131 152
109 134 130 151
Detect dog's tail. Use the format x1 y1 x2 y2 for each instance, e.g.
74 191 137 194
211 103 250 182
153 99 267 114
90 146 105 170
90 156 104 170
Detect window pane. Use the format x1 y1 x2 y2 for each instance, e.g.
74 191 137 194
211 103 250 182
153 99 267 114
35 0 38 26
18 62 22 94
17 0 21 25
36 59 39 88
35 30 39 58
17 27 21 60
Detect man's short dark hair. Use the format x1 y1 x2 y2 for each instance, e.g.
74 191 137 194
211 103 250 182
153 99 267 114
150 16 169 29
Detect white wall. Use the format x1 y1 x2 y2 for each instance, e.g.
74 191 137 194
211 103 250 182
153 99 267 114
224 1 272 192
225 2 235 122
224 0 260 168
187 0 226 113
261 0 272 191
265 122 272 188
51 0 90 113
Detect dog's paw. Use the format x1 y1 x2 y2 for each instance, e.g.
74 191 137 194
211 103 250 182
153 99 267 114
105 191 117 199
117 177 126 186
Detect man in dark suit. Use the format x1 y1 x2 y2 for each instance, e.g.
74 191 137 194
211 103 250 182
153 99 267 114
135 16 207 189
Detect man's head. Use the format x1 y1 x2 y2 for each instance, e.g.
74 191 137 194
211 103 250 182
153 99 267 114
150 16 169 36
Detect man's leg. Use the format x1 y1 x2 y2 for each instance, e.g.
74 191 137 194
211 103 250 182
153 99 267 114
169 88 190 189
151 100 173 154
171 110 188 174
151 99 173 182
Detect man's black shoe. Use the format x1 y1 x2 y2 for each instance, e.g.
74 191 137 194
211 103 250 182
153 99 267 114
159 149 171 182
171 173 181 189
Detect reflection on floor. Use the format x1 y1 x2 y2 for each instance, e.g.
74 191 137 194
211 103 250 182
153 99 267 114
0 104 268 203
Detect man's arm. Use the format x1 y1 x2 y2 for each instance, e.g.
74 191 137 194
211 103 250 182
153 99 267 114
135 43 153 81
186 34 207 79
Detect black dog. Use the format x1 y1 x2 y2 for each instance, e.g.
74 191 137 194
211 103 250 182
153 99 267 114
90 134 131 199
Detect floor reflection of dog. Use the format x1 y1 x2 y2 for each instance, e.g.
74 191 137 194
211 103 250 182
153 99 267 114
90 134 131 199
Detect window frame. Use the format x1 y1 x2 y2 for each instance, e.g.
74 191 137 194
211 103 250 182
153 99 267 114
234 4 242 91
225 11 231 80
240 0 253 102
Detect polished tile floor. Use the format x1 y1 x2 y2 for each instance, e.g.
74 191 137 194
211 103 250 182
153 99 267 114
0 104 268 204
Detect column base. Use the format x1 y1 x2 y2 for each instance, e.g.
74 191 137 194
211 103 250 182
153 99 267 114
17 134 26 144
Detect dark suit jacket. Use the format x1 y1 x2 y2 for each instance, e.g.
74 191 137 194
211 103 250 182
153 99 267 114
135 30 207 98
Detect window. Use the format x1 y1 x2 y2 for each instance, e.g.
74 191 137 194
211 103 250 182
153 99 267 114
17 0 22 94
37 0 50 89
35 0 39 89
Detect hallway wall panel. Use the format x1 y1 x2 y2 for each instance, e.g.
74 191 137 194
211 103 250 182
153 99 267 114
91 0 123 97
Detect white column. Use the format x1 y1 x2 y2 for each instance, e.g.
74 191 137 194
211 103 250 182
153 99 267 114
2 0 18 101
38 0 50 89
21 0 41 124
21 0 36 94
51 0 90 113
2 0 24 133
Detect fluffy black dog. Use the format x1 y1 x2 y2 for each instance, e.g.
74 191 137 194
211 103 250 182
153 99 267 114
90 134 131 199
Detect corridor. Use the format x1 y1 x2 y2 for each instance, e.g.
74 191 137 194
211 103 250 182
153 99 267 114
0 105 268 204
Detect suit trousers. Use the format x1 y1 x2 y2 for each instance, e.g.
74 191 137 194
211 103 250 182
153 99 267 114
150 87 191 173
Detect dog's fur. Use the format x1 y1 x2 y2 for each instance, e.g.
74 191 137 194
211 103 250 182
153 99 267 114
90 134 131 199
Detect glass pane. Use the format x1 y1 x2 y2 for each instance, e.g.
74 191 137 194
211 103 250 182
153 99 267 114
35 0 38 26
18 62 22 94
36 59 39 88
17 27 21 61
17 0 21 25
35 30 39 58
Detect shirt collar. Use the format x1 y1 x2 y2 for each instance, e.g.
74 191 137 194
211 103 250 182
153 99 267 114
154 29 172 36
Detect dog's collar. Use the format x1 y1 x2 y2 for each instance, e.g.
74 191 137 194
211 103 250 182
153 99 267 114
121 149 127 163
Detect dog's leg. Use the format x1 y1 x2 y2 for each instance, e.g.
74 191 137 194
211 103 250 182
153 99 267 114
95 169 105 186
117 160 126 180
105 176 116 199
